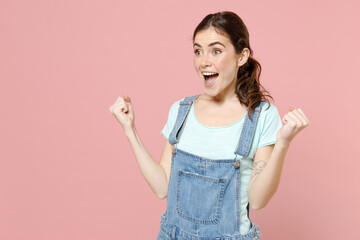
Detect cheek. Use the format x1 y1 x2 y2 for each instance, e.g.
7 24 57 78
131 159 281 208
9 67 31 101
217 57 235 75
193 59 202 77
193 58 200 68
217 56 232 69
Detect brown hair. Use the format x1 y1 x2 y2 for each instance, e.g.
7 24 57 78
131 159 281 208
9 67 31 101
192 11 273 120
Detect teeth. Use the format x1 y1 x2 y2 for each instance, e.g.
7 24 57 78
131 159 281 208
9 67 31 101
203 72 218 76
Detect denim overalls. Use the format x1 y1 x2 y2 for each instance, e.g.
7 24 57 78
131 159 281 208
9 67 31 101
157 94 266 240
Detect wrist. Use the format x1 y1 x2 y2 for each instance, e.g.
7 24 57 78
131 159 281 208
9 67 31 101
275 138 291 148
125 126 136 137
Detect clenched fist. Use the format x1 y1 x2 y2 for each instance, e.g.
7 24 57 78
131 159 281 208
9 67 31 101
277 107 310 144
109 94 135 131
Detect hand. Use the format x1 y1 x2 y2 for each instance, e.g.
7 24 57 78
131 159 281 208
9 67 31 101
277 107 310 144
109 94 135 131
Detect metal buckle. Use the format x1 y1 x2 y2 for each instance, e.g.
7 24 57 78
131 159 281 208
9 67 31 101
233 161 240 168
233 153 240 168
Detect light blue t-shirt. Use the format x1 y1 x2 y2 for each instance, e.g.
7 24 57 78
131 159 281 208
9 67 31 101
160 97 283 234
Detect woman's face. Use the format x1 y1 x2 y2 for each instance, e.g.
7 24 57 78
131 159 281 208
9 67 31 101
193 27 246 99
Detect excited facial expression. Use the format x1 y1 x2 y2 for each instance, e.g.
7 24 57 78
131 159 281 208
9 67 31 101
193 27 245 98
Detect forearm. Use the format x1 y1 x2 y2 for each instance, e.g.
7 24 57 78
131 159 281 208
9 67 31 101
248 140 291 209
125 126 168 199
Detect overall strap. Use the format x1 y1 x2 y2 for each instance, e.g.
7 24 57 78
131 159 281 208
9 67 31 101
234 100 267 158
168 94 201 145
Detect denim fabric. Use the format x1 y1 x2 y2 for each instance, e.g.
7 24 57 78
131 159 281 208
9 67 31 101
157 94 265 240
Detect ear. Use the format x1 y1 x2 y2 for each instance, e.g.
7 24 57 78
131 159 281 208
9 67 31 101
237 48 250 67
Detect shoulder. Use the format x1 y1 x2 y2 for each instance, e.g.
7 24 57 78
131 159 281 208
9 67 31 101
170 97 186 108
168 94 200 114
167 97 186 115
259 100 279 115
258 101 281 124
169 94 199 109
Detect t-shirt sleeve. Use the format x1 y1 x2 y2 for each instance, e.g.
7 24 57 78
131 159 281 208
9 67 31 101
257 102 283 148
160 99 183 140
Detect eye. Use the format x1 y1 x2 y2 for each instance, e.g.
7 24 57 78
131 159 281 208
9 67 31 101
194 49 202 56
213 49 221 54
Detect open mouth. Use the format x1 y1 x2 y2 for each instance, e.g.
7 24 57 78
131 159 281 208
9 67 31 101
202 72 219 87
203 72 219 81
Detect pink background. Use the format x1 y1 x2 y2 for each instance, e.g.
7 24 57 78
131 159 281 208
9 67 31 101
1 0 359 239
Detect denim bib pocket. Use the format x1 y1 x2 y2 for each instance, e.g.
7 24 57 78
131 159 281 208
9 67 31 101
176 169 226 224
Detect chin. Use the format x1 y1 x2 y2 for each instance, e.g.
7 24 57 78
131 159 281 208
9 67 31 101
204 89 218 96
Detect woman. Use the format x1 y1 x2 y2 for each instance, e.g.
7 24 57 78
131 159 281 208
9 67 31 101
109 11 309 240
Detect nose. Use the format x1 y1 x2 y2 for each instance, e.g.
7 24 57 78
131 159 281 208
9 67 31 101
200 53 212 67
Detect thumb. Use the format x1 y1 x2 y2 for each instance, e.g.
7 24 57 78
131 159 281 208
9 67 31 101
124 94 131 102
124 94 133 111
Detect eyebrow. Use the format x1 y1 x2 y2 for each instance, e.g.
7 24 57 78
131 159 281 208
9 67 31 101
193 42 226 48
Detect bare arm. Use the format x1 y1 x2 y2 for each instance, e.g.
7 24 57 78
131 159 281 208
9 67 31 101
109 95 173 199
248 141 290 210
248 107 310 210
125 126 172 199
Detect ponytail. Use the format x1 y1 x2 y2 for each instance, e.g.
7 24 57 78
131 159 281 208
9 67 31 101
235 56 273 121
